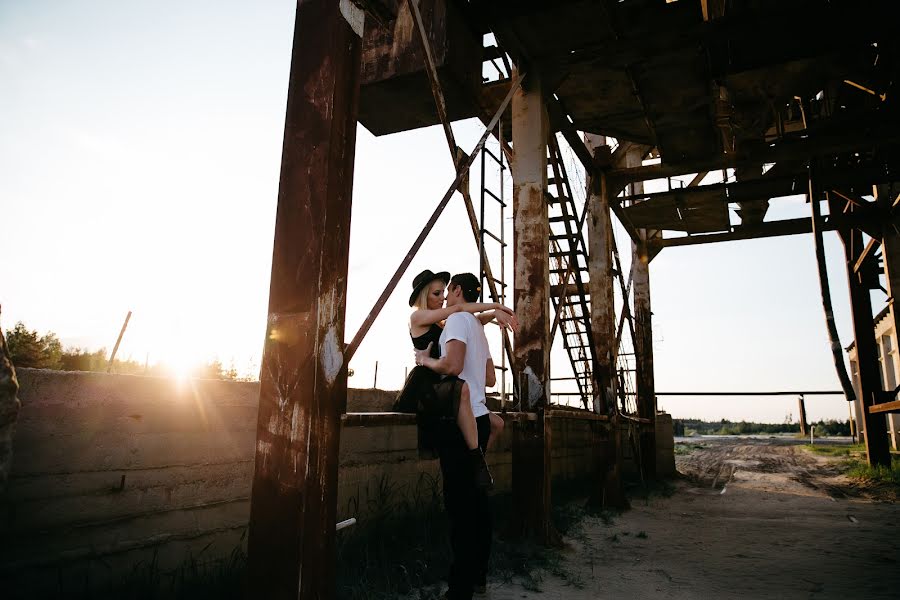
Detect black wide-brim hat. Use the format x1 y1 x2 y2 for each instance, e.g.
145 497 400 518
409 269 450 307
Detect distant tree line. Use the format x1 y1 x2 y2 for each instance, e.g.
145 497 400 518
4 321 241 380
675 418 851 437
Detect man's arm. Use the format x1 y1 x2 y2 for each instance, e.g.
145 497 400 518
416 340 466 376
485 358 496 388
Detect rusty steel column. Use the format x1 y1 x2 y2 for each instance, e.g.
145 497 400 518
584 134 626 508
832 195 891 467
628 147 657 479
246 1 362 598
510 69 556 543
585 134 615 415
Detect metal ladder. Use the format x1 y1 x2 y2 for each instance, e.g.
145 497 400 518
545 135 596 409
478 120 511 405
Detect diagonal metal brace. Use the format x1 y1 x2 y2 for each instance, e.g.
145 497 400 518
345 71 525 363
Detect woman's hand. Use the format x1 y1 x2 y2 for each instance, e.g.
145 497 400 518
493 303 514 315
493 310 519 333
414 343 433 366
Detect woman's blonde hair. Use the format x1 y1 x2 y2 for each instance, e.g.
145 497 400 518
414 281 442 311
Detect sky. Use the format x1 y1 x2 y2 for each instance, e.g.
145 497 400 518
0 0 886 423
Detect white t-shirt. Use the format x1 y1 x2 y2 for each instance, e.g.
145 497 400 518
439 312 492 418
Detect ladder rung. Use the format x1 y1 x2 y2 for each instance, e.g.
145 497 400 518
483 147 504 165
481 228 505 245
549 215 575 224
483 188 505 206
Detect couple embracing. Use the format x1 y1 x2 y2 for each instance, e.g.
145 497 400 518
398 269 518 599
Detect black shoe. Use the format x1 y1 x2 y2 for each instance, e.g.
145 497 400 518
470 448 494 491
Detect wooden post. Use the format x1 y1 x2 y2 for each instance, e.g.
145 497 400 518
628 147 657 478
510 69 556 543
831 192 891 467
106 310 132 373
246 1 362 597
798 395 808 436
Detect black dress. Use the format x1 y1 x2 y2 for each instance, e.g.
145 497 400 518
394 323 464 458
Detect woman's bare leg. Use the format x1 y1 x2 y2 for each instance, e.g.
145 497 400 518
456 383 479 450
486 411 504 451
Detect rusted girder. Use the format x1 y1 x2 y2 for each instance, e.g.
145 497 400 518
406 0 517 379
512 69 550 412
246 1 362 597
607 128 900 187
406 0 456 159
344 71 523 364
510 69 557 544
585 135 615 416
584 134 627 509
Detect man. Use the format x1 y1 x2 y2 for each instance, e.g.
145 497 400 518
415 272 495 599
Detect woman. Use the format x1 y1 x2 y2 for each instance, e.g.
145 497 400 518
404 269 515 487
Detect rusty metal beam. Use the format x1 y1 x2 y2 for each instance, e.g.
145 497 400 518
406 0 456 159
646 210 893 249
407 0 517 379
344 70 523 363
512 69 550 412
607 129 900 186
585 134 614 416
247 1 362 597
510 69 557 544
619 164 898 206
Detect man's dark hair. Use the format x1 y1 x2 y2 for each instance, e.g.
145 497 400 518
450 272 481 302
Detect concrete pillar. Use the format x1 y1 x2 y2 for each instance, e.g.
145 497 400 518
627 147 657 478
509 69 556 543
246 1 362 597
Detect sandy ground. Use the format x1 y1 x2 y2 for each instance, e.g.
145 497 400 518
484 437 900 600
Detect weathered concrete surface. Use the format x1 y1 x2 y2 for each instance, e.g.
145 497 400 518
1 369 603 597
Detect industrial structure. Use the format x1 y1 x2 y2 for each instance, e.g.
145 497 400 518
246 1 900 597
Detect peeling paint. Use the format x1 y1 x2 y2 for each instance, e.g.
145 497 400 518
322 327 343 385
523 366 543 408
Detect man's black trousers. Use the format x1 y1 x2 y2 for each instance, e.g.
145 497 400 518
438 413 492 600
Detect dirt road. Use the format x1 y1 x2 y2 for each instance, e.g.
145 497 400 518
486 437 900 599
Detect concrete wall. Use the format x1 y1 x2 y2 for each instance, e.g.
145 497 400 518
1 369 600 597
